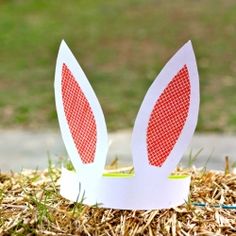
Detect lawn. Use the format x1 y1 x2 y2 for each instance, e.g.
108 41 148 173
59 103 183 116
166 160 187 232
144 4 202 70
1 0 236 132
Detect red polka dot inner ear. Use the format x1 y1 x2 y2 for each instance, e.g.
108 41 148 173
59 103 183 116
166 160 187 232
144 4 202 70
61 63 97 164
147 65 190 167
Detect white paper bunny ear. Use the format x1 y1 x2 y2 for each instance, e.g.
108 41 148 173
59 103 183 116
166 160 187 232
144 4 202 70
54 40 108 178
56 40 200 210
132 41 199 178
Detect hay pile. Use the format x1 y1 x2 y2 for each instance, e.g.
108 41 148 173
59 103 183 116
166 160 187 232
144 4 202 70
0 167 235 235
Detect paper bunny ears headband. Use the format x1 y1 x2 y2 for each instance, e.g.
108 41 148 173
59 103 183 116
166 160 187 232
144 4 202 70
54 40 199 210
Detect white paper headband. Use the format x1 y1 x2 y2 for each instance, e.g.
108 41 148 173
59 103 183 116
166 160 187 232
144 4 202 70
54 40 199 210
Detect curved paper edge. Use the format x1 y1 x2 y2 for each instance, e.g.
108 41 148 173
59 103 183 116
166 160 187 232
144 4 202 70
54 40 108 177
131 41 199 178
60 168 191 210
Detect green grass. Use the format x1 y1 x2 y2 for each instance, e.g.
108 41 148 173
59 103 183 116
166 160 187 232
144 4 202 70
1 0 236 131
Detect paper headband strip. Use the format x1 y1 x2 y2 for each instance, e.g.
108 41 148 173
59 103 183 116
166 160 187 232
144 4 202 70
54 40 200 210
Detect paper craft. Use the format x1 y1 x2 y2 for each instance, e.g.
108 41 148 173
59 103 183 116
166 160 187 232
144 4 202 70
54 40 199 210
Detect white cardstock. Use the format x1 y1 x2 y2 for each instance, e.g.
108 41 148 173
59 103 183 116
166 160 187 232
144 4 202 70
54 40 200 210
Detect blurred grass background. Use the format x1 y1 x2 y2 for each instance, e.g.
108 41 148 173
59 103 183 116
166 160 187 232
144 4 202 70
1 0 236 132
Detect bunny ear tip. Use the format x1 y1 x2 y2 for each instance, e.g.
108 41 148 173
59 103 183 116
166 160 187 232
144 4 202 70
60 39 66 46
59 40 69 51
186 40 192 45
184 40 194 51
178 40 196 59
57 40 74 65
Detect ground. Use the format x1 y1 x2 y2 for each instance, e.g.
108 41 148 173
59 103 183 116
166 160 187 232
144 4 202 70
0 167 235 235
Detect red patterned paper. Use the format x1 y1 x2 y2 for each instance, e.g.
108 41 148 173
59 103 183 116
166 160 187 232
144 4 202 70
61 63 97 164
147 65 190 167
